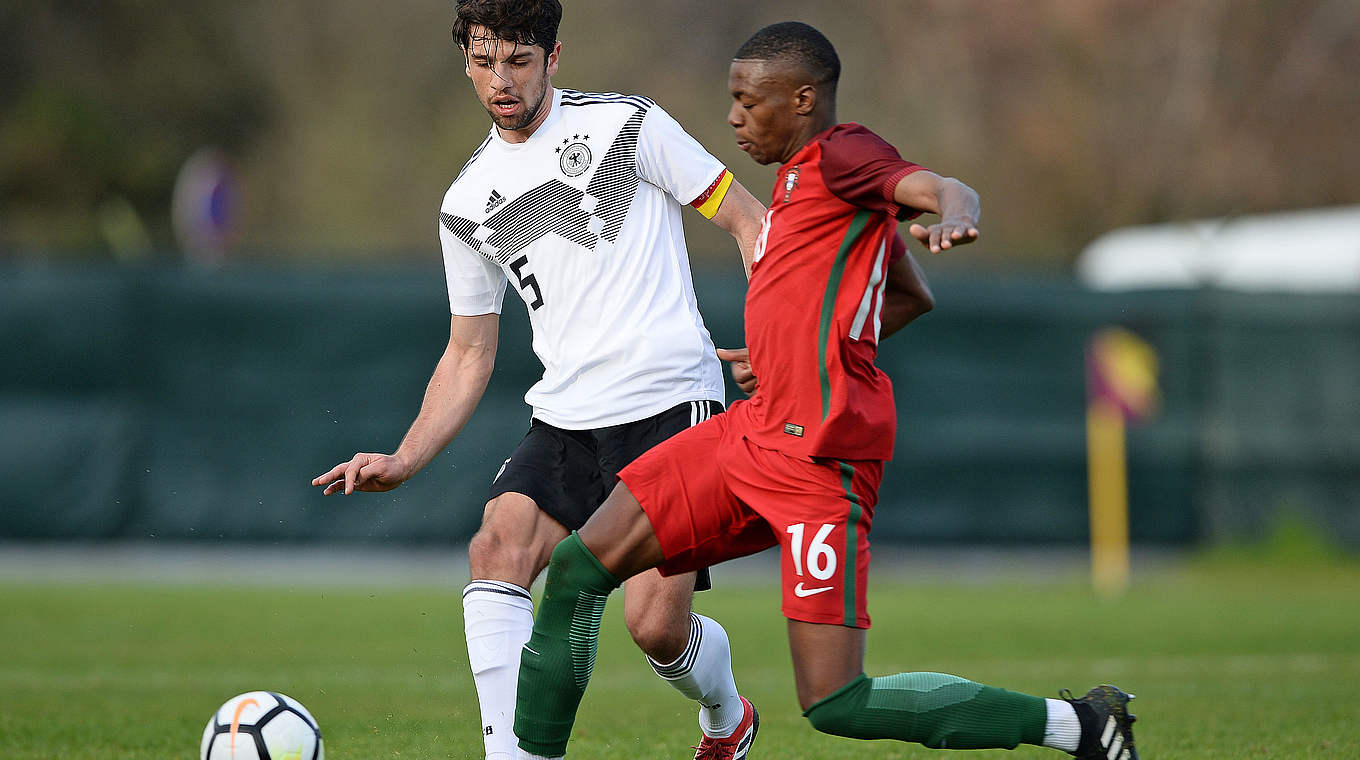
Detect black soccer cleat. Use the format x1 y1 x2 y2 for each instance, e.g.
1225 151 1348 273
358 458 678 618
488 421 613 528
1061 684 1138 760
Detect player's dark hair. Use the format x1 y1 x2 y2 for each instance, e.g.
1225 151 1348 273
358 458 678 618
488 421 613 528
452 0 562 62
734 21 840 88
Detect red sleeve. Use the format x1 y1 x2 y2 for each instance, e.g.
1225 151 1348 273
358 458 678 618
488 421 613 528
819 125 927 220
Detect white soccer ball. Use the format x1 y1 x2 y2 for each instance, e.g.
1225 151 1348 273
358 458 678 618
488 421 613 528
200 691 324 760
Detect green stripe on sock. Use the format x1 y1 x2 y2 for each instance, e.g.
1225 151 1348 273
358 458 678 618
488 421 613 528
570 591 608 690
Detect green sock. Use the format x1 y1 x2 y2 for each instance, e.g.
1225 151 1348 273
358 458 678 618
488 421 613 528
804 672 1048 749
513 532 621 757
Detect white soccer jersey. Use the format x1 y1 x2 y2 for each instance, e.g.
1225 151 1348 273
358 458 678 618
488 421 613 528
439 88 728 429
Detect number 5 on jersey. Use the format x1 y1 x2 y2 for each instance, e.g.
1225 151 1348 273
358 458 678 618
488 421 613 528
510 254 544 310
787 522 838 597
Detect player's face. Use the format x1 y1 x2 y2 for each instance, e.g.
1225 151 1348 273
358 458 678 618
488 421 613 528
463 26 560 138
727 60 801 165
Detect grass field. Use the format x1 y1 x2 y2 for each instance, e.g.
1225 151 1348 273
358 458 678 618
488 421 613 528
2 552 1358 759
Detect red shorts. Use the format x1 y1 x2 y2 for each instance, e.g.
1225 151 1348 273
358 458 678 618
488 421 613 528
619 403 883 628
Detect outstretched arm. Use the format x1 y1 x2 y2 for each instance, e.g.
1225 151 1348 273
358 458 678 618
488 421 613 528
311 313 499 495
893 170 981 254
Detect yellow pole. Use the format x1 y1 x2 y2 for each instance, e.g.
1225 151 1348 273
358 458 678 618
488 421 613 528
1086 397 1130 597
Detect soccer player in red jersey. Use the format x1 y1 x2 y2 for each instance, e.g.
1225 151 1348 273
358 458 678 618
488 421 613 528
512 22 1139 760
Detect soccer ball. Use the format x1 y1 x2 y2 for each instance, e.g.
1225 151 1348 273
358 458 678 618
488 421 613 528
200 691 324 760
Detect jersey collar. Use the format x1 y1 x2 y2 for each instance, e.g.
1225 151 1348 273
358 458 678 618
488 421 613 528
781 122 855 171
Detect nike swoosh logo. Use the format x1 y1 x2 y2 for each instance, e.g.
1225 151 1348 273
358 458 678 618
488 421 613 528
793 582 834 597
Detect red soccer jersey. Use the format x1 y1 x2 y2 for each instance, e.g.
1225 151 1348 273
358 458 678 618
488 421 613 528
735 123 925 461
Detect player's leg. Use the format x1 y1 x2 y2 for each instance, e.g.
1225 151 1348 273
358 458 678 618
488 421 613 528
753 452 1049 748
793 622 1139 758
463 492 566 760
624 570 750 748
515 414 774 758
468 491 567 585
621 570 691 663
600 401 750 749
463 423 599 760
791 620 1048 749
785 618 865 709
511 481 661 758
765 455 1134 756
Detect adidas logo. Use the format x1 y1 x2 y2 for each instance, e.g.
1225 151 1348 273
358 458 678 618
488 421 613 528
485 189 505 214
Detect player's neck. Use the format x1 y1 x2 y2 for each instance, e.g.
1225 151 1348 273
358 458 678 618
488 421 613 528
782 111 837 163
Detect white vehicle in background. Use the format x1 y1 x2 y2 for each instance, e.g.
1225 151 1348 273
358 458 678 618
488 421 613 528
1077 205 1360 292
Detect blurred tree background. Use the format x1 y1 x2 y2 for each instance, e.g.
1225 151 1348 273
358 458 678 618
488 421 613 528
2 0 1358 267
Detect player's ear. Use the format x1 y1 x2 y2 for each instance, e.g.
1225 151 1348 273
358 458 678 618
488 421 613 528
462 47 472 78
794 84 817 116
545 41 561 77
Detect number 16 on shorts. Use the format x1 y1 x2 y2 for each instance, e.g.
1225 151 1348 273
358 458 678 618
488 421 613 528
787 523 838 597
780 517 871 628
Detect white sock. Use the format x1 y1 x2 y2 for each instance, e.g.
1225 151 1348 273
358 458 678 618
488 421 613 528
463 580 534 760
1043 697 1082 752
646 613 743 738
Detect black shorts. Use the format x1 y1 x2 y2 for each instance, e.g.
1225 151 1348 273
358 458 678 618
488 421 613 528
489 399 724 589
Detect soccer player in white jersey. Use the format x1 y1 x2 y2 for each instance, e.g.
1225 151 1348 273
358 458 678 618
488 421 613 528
311 1 766 758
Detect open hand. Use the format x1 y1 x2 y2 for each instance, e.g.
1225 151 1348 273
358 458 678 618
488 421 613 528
311 452 410 495
908 218 979 254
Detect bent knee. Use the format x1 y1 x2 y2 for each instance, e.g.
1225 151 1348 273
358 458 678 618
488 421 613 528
466 526 506 564
468 522 555 582
627 609 689 663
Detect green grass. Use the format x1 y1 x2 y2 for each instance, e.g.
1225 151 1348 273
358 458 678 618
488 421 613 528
2 557 1358 759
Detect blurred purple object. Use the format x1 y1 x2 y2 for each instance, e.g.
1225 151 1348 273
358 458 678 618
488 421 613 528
172 148 239 265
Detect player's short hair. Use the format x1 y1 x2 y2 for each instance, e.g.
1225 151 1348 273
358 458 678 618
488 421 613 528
452 0 561 61
733 22 841 88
